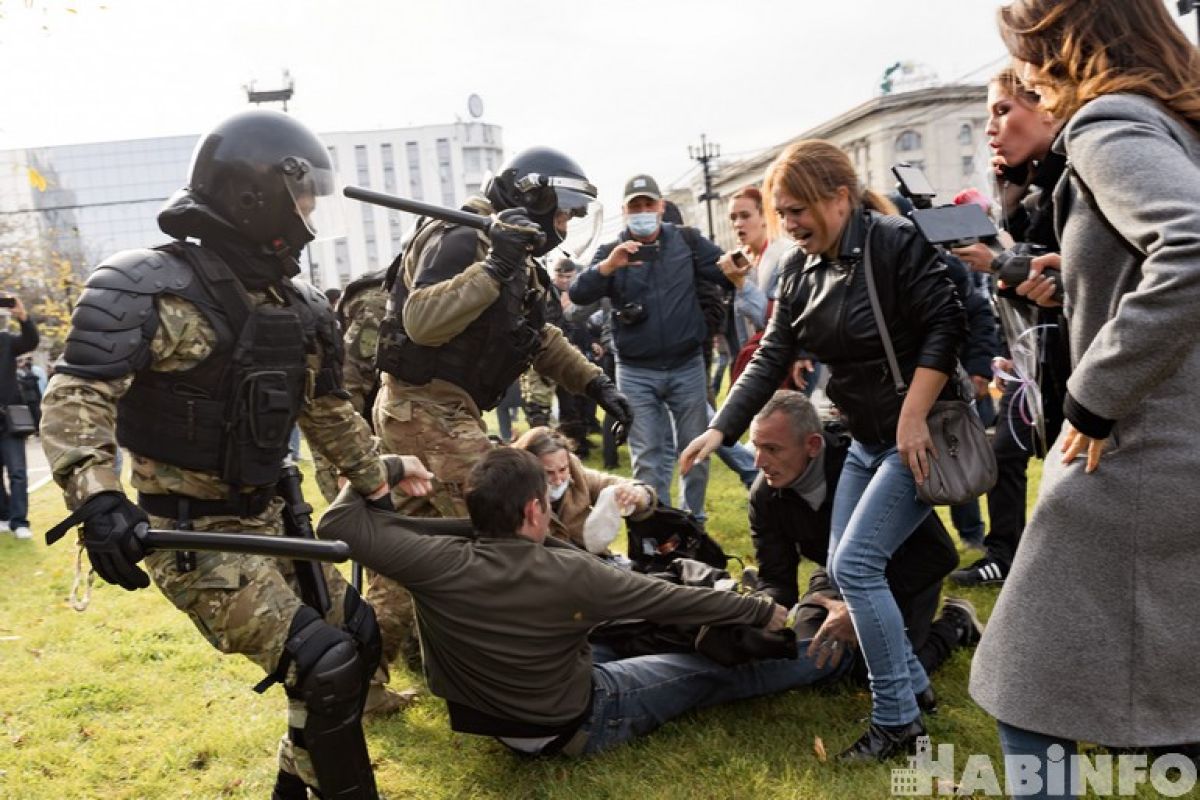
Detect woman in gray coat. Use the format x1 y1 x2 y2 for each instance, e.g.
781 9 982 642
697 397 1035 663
973 0 1200 796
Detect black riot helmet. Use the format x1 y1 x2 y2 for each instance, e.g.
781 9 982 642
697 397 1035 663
160 109 342 262
483 147 602 257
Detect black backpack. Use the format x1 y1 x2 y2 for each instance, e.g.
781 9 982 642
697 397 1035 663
625 502 729 574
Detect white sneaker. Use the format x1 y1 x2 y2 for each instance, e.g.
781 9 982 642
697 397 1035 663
13 526 32 540
0 520 10 534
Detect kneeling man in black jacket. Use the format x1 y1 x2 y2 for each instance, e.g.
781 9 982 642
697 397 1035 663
747 391 983 710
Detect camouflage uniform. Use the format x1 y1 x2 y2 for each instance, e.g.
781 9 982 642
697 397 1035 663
42 289 386 789
519 367 556 428
312 280 418 674
374 198 602 518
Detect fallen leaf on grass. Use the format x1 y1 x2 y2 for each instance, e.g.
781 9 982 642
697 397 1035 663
10 733 24 747
813 736 827 762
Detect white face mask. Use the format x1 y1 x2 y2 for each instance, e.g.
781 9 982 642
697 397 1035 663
548 479 570 502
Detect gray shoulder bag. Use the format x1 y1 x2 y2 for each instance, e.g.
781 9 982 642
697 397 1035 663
860 227 997 506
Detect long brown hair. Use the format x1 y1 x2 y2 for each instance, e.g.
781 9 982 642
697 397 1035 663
998 0 1200 130
762 140 896 242
513 426 571 459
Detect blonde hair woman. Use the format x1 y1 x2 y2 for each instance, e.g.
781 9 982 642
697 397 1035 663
681 140 966 761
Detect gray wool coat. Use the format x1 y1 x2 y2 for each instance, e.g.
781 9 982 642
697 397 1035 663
970 94 1200 746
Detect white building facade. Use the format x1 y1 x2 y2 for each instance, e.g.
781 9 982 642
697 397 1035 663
0 119 504 289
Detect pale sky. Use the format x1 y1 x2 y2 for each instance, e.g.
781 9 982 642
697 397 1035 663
1 0 1194 219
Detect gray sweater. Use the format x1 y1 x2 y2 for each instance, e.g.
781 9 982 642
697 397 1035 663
317 471 773 728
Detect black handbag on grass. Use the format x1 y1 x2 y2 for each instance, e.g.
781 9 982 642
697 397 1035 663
860 225 997 506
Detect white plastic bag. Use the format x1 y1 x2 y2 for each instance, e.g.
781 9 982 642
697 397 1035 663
583 485 628 554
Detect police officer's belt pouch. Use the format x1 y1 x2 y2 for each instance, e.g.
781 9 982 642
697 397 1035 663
860 222 997 505
2 405 35 437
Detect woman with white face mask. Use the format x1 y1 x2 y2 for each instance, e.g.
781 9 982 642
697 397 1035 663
513 427 655 552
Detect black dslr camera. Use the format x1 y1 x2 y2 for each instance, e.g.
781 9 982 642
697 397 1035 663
891 163 999 248
613 302 647 326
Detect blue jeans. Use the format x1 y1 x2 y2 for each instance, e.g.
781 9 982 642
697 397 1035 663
618 356 710 520
579 643 850 755
0 436 28 529
828 440 932 726
997 722 1079 799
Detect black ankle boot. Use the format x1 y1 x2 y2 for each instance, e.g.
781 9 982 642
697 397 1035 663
837 718 927 763
272 769 310 800
916 686 938 715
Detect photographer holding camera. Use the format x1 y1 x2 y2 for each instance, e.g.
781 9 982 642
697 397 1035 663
0 294 38 540
570 174 732 521
947 67 1071 589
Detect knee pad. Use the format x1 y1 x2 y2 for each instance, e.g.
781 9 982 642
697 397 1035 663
278 607 378 799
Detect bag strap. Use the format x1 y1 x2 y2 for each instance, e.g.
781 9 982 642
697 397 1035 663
859 222 908 395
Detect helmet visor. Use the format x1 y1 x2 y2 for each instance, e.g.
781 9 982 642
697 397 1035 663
282 157 346 243
554 191 603 258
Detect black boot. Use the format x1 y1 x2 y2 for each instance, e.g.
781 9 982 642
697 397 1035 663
837 718 926 763
916 686 938 715
271 769 310 800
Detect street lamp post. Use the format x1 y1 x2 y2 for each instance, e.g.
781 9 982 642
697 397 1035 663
688 135 721 240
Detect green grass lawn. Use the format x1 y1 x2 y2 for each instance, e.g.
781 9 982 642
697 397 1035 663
0 434 1159 799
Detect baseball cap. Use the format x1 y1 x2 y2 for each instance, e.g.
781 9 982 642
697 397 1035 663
622 174 662 205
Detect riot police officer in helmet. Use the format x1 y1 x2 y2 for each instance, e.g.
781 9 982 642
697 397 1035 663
373 145 631 519
41 109 433 800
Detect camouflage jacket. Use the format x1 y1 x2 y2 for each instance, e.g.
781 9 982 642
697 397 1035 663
341 283 387 416
42 290 386 510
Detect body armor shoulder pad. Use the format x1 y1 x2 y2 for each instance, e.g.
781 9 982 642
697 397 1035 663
57 247 193 380
290 277 336 320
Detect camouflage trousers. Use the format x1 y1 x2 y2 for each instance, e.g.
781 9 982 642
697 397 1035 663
520 368 556 427
143 498 355 790
373 379 494 519
310 440 416 669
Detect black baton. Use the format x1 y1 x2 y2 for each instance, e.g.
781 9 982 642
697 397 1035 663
344 186 493 233
137 527 351 562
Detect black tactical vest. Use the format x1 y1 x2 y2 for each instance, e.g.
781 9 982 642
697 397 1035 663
115 243 336 488
376 218 545 411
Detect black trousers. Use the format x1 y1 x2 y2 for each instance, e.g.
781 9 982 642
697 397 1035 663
984 373 1065 567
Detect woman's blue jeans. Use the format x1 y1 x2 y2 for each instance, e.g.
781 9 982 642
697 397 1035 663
997 721 1079 799
828 439 932 726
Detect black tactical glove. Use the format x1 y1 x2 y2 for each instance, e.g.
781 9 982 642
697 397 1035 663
483 207 546 282
79 491 151 591
585 375 634 445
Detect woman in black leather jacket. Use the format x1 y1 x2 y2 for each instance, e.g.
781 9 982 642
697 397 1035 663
681 140 966 761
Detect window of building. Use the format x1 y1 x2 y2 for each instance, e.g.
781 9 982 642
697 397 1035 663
406 142 423 200
436 138 455 207
327 146 339 172
464 148 482 174
962 155 976 176
958 123 973 146
381 143 396 193
362 205 378 269
335 239 350 287
354 145 370 188
895 130 923 152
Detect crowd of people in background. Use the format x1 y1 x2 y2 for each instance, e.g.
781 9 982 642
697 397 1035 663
17 0 1200 796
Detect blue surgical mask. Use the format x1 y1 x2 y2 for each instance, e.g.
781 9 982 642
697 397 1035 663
627 212 660 238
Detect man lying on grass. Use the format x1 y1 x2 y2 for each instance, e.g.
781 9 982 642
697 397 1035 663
318 448 849 756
